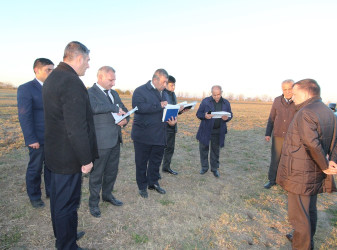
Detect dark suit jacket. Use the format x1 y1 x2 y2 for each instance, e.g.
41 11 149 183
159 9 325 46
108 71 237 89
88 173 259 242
43 62 98 174
196 96 233 147
17 79 45 146
131 81 166 146
88 83 129 149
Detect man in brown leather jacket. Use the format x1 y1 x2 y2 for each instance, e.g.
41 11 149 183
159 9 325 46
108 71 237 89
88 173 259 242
276 79 337 250
264 79 296 189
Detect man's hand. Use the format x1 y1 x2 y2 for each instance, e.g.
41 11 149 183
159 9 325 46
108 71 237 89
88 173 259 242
179 105 184 112
222 115 229 121
167 117 177 126
161 101 168 108
82 162 93 174
117 119 127 128
205 112 213 119
28 142 40 149
117 108 126 116
265 136 271 142
323 161 337 175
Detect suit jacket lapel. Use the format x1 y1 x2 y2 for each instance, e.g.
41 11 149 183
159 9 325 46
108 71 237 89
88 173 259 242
93 83 111 104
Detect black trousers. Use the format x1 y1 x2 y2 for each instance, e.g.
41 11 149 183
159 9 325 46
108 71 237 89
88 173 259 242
134 141 165 190
162 131 176 171
288 192 317 250
268 136 284 183
199 133 221 172
27 146 51 200
50 172 82 250
89 143 120 208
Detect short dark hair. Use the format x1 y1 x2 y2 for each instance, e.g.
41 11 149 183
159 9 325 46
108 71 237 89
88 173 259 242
33 58 54 71
63 41 90 61
152 69 168 81
168 75 176 84
293 79 320 97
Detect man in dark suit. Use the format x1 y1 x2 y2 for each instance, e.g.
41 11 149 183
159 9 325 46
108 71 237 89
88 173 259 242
196 85 233 178
43 41 98 250
88 66 129 218
276 79 337 249
17 58 54 208
131 69 177 198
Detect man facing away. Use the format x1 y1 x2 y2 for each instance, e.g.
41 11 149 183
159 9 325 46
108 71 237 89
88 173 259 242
196 85 233 177
43 41 98 250
276 79 337 250
87 66 129 218
131 69 177 198
264 79 296 189
17 58 54 208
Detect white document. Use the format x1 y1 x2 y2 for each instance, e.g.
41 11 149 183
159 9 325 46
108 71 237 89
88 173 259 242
112 106 138 124
211 111 231 119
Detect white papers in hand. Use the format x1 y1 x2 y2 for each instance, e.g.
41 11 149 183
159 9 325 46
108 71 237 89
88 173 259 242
211 111 231 119
112 106 138 124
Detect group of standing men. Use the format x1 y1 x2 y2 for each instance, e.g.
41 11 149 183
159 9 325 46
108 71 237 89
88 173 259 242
17 41 233 249
264 79 337 249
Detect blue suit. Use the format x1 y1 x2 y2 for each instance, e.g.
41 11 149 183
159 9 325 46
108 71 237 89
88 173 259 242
17 79 51 201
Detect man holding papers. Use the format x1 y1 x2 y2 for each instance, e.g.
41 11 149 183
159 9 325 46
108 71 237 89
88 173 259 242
87 66 129 217
131 69 177 198
196 85 233 177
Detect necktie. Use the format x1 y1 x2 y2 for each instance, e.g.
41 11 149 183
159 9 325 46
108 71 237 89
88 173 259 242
104 90 113 104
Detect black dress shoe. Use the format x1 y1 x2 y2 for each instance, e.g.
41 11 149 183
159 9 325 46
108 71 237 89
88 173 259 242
139 189 148 198
148 184 166 194
286 232 293 242
77 231 85 240
30 199 45 208
103 196 123 206
89 206 101 218
212 170 220 177
200 169 208 175
264 181 276 189
163 168 178 175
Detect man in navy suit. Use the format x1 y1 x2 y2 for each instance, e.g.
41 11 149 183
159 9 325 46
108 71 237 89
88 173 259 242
131 69 177 198
17 58 54 208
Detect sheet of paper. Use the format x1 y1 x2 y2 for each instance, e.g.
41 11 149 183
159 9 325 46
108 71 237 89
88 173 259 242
211 111 231 119
112 106 138 124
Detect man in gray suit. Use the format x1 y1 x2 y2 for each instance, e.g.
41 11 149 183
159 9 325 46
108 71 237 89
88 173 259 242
88 66 129 218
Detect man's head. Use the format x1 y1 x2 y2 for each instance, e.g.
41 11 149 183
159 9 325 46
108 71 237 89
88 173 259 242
211 85 223 103
281 79 294 99
292 79 320 105
152 69 168 92
33 58 54 82
63 41 90 76
166 75 176 92
97 66 116 90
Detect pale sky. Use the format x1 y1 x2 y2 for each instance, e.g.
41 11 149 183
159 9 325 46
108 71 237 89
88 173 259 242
1 0 336 101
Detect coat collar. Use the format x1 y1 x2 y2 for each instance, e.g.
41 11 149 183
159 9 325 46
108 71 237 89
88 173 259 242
295 96 321 111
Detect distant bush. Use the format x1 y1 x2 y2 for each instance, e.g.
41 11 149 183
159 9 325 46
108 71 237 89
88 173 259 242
0 82 16 89
115 89 132 95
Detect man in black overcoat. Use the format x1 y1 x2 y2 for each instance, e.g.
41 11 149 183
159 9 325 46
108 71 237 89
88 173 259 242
43 41 98 250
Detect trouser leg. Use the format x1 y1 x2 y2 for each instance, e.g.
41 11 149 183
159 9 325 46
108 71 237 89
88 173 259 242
162 132 176 171
147 145 165 186
50 172 82 250
134 141 152 190
102 143 120 200
26 146 44 201
210 133 220 172
89 148 109 208
199 142 209 171
288 192 317 250
268 136 284 183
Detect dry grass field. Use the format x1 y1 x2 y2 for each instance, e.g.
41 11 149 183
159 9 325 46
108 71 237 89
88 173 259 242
1 88 337 249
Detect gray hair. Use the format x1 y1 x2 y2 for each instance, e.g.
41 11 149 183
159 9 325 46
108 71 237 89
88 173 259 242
63 41 90 61
97 66 115 77
152 69 168 81
282 79 294 86
211 85 222 92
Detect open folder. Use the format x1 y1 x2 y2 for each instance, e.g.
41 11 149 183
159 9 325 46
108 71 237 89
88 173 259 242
112 106 138 124
178 101 197 114
162 104 180 122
